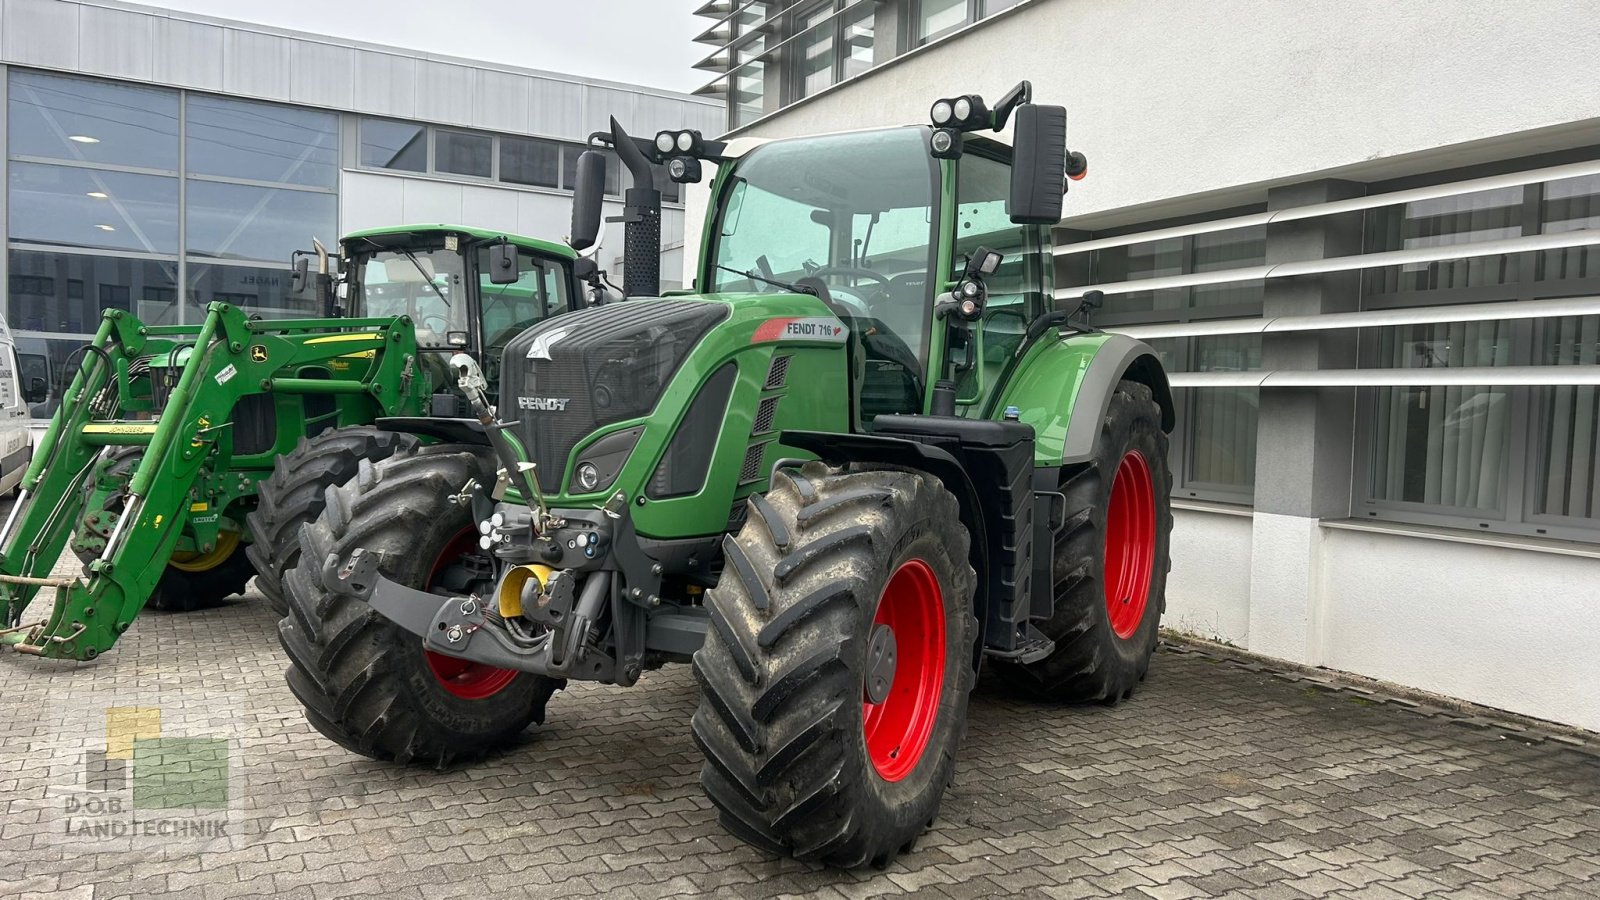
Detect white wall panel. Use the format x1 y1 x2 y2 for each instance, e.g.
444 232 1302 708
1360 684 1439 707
339 172 407 235
529 78 585 140
514 190 572 239
1319 527 1600 732
459 183 520 234
78 5 153 82
2 0 77 70
222 27 291 99
399 178 464 225
289 40 355 110
152 17 224 91
353 51 417 119
1164 508 1253 646
473 69 530 135
414 60 476 127
738 0 1600 227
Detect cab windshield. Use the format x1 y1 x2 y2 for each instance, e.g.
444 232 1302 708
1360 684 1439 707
709 127 939 371
356 248 469 349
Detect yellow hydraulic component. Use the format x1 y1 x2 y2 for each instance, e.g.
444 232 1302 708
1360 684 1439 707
497 564 554 619
169 529 240 573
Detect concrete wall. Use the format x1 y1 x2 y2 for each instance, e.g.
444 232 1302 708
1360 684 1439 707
1165 507 1253 646
1165 509 1600 732
727 0 1600 229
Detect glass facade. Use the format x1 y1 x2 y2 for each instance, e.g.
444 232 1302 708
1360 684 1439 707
5 70 343 417
701 0 1032 129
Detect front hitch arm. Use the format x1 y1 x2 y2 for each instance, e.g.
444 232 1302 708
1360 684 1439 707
323 550 614 680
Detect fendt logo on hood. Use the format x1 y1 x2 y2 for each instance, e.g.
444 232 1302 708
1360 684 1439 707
526 327 571 361
518 396 571 411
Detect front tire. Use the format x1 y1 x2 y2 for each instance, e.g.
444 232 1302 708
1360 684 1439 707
72 446 255 612
246 426 417 615
694 463 978 867
278 444 560 766
993 379 1173 702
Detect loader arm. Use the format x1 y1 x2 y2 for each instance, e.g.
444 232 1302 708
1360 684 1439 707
0 302 424 660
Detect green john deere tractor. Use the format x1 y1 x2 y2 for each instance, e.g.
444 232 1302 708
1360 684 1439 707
0 225 589 658
280 83 1174 867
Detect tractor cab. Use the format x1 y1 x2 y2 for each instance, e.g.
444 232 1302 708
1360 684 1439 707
338 225 583 393
702 124 1058 425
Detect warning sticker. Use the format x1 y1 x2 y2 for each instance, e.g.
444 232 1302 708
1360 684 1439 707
214 364 237 385
751 316 850 344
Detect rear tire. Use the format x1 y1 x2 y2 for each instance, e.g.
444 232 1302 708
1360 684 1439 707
72 446 255 612
992 379 1172 703
278 444 560 766
694 462 977 867
246 426 417 615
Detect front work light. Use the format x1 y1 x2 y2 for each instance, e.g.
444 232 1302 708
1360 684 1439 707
655 132 675 154
668 156 703 183
929 127 961 159
930 95 991 131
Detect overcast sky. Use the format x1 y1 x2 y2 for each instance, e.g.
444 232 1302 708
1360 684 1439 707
126 0 709 94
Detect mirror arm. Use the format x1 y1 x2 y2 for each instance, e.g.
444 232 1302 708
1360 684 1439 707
990 80 1032 131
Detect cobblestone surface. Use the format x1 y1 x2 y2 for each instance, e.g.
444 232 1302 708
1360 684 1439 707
2 580 1597 899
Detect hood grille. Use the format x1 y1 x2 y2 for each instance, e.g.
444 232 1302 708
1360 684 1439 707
498 300 729 492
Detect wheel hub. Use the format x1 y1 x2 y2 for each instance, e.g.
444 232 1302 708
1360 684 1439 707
1104 449 1156 639
861 558 945 783
423 528 519 701
863 623 897 705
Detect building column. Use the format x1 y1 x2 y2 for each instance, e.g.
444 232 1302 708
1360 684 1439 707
1247 179 1365 664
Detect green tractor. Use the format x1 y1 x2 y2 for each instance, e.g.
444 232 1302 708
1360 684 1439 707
0 225 589 658
281 84 1174 866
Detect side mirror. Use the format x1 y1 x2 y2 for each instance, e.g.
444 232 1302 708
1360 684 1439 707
289 255 310 294
487 241 519 285
24 376 46 404
569 150 607 252
1007 103 1069 225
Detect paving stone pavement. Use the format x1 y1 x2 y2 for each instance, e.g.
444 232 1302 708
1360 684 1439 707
2 581 1597 900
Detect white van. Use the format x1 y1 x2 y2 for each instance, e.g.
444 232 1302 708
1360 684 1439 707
0 316 37 496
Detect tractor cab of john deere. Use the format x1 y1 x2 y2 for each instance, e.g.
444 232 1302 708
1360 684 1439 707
336 225 584 395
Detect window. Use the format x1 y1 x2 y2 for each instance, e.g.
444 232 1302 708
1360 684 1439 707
1355 168 1600 540
786 1 876 103
186 260 320 319
917 0 970 43
187 95 338 187
9 163 179 254
185 181 337 262
360 119 427 172
8 250 179 332
1068 218 1267 502
9 71 178 170
435 130 492 178
500 136 560 188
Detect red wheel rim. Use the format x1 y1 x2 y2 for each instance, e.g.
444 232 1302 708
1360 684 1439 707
1104 450 1156 639
423 528 519 700
862 558 945 782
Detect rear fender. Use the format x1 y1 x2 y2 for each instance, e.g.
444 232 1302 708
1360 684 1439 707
993 332 1174 466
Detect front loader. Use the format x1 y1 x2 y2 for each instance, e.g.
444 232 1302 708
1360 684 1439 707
280 84 1175 867
0 225 586 659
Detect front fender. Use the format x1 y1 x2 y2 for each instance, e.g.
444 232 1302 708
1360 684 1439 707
992 331 1174 466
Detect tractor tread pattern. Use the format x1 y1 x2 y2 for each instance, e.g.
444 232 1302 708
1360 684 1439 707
278 444 559 768
246 426 418 615
992 380 1173 703
693 461 977 868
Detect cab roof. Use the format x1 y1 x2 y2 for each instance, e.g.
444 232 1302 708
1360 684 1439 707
340 223 576 260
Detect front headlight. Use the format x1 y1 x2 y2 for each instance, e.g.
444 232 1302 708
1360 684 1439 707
570 426 643 495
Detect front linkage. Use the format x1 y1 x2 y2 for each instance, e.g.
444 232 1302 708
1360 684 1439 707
0 303 420 659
